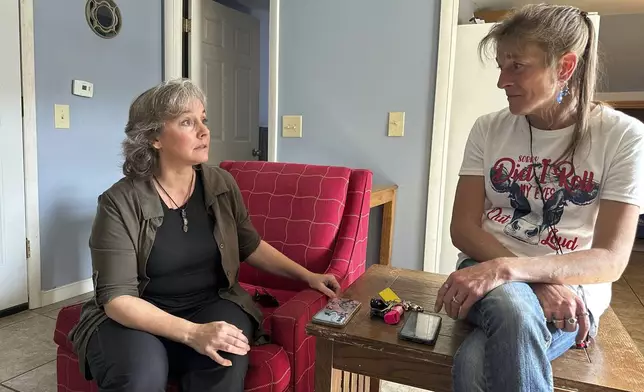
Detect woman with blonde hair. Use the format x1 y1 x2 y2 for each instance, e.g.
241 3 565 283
69 78 341 392
434 4 644 391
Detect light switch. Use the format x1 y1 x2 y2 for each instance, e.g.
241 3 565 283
54 104 70 129
282 115 302 138
387 111 405 137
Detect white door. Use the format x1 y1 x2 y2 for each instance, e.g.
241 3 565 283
0 0 29 311
430 17 601 274
190 0 260 165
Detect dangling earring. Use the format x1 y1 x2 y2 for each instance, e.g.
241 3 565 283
556 82 570 104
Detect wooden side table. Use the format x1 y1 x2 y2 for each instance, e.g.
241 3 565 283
370 184 397 266
307 265 644 392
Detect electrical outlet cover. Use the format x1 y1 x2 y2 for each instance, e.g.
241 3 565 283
282 115 302 138
54 104 70 129
388 111 405 137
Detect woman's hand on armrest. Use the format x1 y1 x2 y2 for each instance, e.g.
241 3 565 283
104 296 250 366
246 240 341 297
450 175 516 261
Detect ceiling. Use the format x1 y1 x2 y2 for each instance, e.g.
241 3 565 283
472 0 644 15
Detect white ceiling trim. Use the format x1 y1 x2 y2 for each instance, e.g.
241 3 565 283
471 0 644 15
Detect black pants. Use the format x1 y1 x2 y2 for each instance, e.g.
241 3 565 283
86 298 254 392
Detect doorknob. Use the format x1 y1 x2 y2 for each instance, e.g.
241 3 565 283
252 148 262 158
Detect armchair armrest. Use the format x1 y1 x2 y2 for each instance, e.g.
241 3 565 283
271 289 328 388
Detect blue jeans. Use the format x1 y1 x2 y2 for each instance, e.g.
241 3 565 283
452 262 578 391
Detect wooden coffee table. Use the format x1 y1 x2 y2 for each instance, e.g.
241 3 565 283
306 264 644 392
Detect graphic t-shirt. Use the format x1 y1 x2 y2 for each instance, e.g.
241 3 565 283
458 105 644 329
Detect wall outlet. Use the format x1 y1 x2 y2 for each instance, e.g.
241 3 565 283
282 115 302 138
387 111 405 137
54 104 70 129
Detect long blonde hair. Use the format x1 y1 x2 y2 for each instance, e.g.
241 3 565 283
479 4 600 162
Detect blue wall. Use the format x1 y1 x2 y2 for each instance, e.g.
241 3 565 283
251 7 270 127
34 0 163 290
277 0 441 271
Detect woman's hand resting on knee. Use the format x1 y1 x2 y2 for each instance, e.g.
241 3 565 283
531 283 591 346
186 321 251 367
434 259 507 320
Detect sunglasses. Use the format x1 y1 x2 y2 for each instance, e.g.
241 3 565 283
253 288 279 308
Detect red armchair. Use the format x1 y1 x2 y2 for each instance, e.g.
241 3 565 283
54 161 372 392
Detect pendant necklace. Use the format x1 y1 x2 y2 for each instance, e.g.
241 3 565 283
154 171 195 233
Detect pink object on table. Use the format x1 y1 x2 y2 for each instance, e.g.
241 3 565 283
384 304 404 325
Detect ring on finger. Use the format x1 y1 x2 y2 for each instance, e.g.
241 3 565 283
552 318 564 327
452 296 461 304
567 317 577 325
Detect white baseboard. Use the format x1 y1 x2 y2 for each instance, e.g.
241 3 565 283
40 278 93 308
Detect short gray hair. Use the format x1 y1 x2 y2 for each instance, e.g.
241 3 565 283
121 78 207 179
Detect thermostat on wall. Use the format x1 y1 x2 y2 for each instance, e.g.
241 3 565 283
72 80 94 98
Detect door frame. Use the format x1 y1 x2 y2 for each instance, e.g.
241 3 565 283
19 0 43 309
163 0 280 162
422 0 460 273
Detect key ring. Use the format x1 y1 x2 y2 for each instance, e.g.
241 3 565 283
401 300 424 312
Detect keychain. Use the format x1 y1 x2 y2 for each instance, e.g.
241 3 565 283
370 287 425 326
369 298 425 325
401 300 424 313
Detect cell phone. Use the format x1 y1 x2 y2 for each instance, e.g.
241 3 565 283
398 311 442 346
311 298 362 328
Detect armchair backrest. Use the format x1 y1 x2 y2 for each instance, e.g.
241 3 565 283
220 161 372 291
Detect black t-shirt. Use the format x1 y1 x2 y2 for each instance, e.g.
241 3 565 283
142 172 224 313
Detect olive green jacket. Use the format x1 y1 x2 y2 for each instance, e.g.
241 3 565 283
68 164 268 378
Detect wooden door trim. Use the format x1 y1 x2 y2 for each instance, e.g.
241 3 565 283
423 0 460 273
19 0 43 309
163 0 183 80
605 101 644 109
596 92 644 109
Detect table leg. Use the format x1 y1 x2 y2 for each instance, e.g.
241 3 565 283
369 377 381 392
378 191 396 266
314 338 333 392
331 369 342 391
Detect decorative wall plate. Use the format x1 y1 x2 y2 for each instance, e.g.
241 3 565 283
85 0 121 39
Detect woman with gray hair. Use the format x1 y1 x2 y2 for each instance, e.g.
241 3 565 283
68 78 341 392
